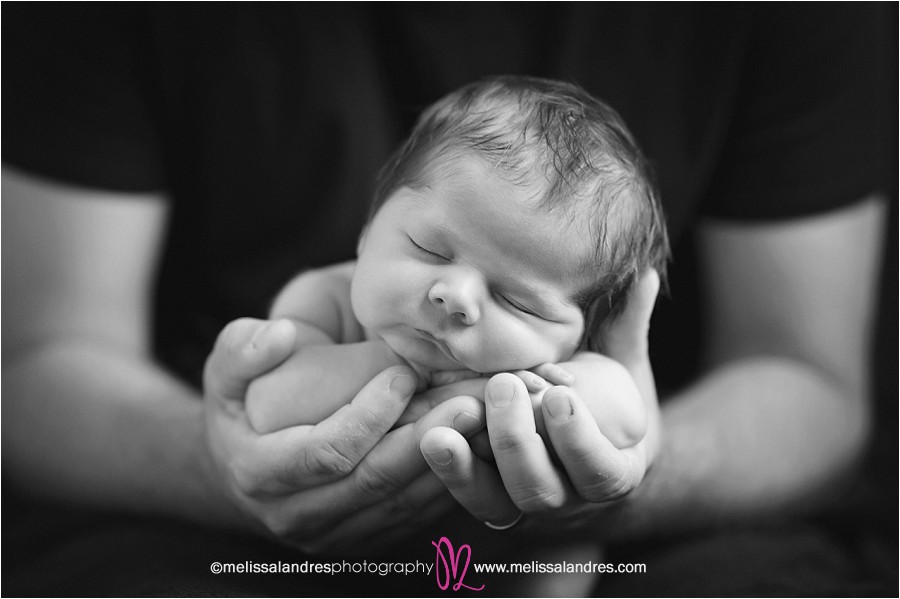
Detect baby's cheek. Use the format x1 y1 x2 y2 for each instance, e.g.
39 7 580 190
467 323 547 372
349 278 375 327
352 266 395 326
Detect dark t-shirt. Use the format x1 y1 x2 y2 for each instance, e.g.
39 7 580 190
3 4 885 393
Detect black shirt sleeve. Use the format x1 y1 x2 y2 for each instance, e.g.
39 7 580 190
2 4 164 191
700 4 887 220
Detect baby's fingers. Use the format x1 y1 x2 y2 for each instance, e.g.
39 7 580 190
512 369 549 393
533 363 575 387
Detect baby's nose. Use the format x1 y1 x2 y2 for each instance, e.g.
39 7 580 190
428 272 482 325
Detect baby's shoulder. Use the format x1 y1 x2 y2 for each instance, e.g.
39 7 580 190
270 261 363 342
304 261 356 293
272 261 353 305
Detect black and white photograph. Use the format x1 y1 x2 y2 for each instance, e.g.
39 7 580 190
2 3 896 597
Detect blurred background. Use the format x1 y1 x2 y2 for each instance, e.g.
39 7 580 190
2 3 897 595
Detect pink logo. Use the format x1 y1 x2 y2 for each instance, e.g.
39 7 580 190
432 536 485 591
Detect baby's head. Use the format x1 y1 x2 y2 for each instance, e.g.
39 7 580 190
352 76 669 376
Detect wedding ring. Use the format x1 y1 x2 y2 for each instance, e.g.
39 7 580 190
484 511 524 530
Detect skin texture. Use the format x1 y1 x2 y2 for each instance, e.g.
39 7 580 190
245 154 647 449
2 162 885 557
352 156 588 380
240 153 648 596
420 196 884 539
0 168 472 554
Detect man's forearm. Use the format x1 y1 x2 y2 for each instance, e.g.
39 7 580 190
2 340 240 529
601 356 871 542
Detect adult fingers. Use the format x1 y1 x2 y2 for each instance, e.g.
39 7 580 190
270 396 485 539
469 429 494 463
598 269 659 369
542 386 646 502
395 377 488 426
249 366 417 493
484 373 570 512
297 471 455 555
204 318 297 407
598 269 661 420
338 394 485 506
421 426 522 526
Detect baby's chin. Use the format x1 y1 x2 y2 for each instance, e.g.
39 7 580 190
390 342 525 382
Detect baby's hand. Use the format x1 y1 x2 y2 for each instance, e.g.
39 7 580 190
530 363 576 387
507 358 646 450
429 369 483 388
550 353 648 449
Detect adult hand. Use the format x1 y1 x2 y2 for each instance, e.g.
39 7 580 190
396 377 490 426
419 270 661 536
201 318 486 554
396 369 560 459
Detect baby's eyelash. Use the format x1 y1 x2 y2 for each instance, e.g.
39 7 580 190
500 294 540 317
407 235 448 261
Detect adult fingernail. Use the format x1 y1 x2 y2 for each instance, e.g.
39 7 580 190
451 411 483 435
488 377 516 408
390 373 416 398
426 448 453 467
249 320 279 350
249 319 295 352
544 389 574 421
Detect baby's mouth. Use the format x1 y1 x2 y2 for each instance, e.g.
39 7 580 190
412 327 460 364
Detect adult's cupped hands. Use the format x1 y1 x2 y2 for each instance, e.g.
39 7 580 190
419 269 662 536
199 318 485 555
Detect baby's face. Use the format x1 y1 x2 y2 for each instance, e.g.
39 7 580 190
351 155 591 375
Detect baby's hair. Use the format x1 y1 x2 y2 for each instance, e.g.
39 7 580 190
371 75 670 350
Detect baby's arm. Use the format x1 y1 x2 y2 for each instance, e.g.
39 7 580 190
245 263 407 433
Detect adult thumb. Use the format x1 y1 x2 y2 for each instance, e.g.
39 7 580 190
204 318 297 407
599 269 660 369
